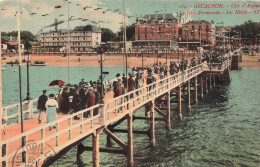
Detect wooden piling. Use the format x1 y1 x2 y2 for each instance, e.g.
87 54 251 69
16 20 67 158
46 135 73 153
213 74 215 88
166 91 171 130
127 113 134 167
92 131 100 167
205 76 208 94
194 77 198 104
209 75 212 90
187 80 191 111
150 100 156 147
200 77 203 98
178 86 182 119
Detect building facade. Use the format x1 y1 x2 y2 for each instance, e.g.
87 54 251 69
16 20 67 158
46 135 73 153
1 36 24 54
34 25 101 53
134 14 179 50
134 14 216 50
178 20 216 50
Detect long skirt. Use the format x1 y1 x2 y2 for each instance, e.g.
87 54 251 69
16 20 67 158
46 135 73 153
46 106 56 128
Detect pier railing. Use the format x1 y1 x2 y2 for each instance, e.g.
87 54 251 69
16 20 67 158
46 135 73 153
1 104 101 166
1 63 204 167
105 64 203 122
2 57 231 128
2 99 38 126
206 59 231 71
2 77 131 127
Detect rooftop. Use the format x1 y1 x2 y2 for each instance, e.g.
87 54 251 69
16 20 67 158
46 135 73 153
41 25 100 34
185 20 212 25
137 14 178 24
1 36 18 42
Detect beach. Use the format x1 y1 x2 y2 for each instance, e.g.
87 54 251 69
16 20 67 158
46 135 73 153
2 53 193 67
240 53 260 68
2 52 260 68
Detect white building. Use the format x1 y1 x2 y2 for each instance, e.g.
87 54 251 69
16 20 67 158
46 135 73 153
34 25 101 53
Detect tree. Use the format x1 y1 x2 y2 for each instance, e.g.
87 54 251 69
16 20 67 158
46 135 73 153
126 25 135 41
1 31 36 50
101 28 116 42
232 20 260 39
113 24 135 41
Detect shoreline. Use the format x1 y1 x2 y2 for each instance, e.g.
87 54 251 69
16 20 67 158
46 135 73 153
2 53 260 68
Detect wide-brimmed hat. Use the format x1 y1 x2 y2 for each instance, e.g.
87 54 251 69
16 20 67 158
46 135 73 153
116 73 120 77
49 94 55 98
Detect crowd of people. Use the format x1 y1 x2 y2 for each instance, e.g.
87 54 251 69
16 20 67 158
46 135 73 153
37 78 105 130
37 52 231 130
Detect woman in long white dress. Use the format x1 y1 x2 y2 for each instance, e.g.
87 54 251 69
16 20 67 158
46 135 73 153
45 94 59 130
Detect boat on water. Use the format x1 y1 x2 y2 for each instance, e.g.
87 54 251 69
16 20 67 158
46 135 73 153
6 60 19 65
1 68 7 71
13 70 17 72
31 61 46 66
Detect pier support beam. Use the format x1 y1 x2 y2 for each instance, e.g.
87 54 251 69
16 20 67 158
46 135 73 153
194 77 198 104
187 80 191 111
92 130 100 167
200 77 203 98
177 86 182 119
205 76 208 94
166 91 171 130
150 100 156 147
213 75 215 88
209 75 212 90
127 113 134 167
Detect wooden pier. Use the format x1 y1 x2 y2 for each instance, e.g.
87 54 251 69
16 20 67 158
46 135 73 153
1 57 233 167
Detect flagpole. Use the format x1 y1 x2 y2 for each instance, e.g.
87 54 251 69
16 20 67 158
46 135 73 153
17 0 24 133
0 30 3 160
67 2 70 84
123 0 127 88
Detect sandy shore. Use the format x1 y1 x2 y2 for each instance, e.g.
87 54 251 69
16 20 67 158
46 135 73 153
2 53 260 68
2 53 195 68
240 53 260 68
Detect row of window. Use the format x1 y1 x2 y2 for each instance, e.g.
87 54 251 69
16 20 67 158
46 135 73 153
41 37 96 41
137 34 176 40
41 42 93 46
136 26 176 32
42 32 92 36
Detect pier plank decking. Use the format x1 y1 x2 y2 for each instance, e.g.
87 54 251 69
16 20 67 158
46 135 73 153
1 57 233 167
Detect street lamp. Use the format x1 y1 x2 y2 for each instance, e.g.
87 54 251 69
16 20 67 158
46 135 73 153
24 51 32 101
97 42 106 103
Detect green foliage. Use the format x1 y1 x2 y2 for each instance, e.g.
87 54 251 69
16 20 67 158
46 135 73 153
113 25 135 41
101 28 116 42
232 20 260 38
1 31 36 50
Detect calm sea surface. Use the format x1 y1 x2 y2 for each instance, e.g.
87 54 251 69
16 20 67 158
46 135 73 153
2 66 260 167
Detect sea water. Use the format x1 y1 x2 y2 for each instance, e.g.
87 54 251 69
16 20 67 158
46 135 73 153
2 66 260 167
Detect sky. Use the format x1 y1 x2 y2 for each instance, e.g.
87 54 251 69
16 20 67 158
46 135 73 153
0 0 259 35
